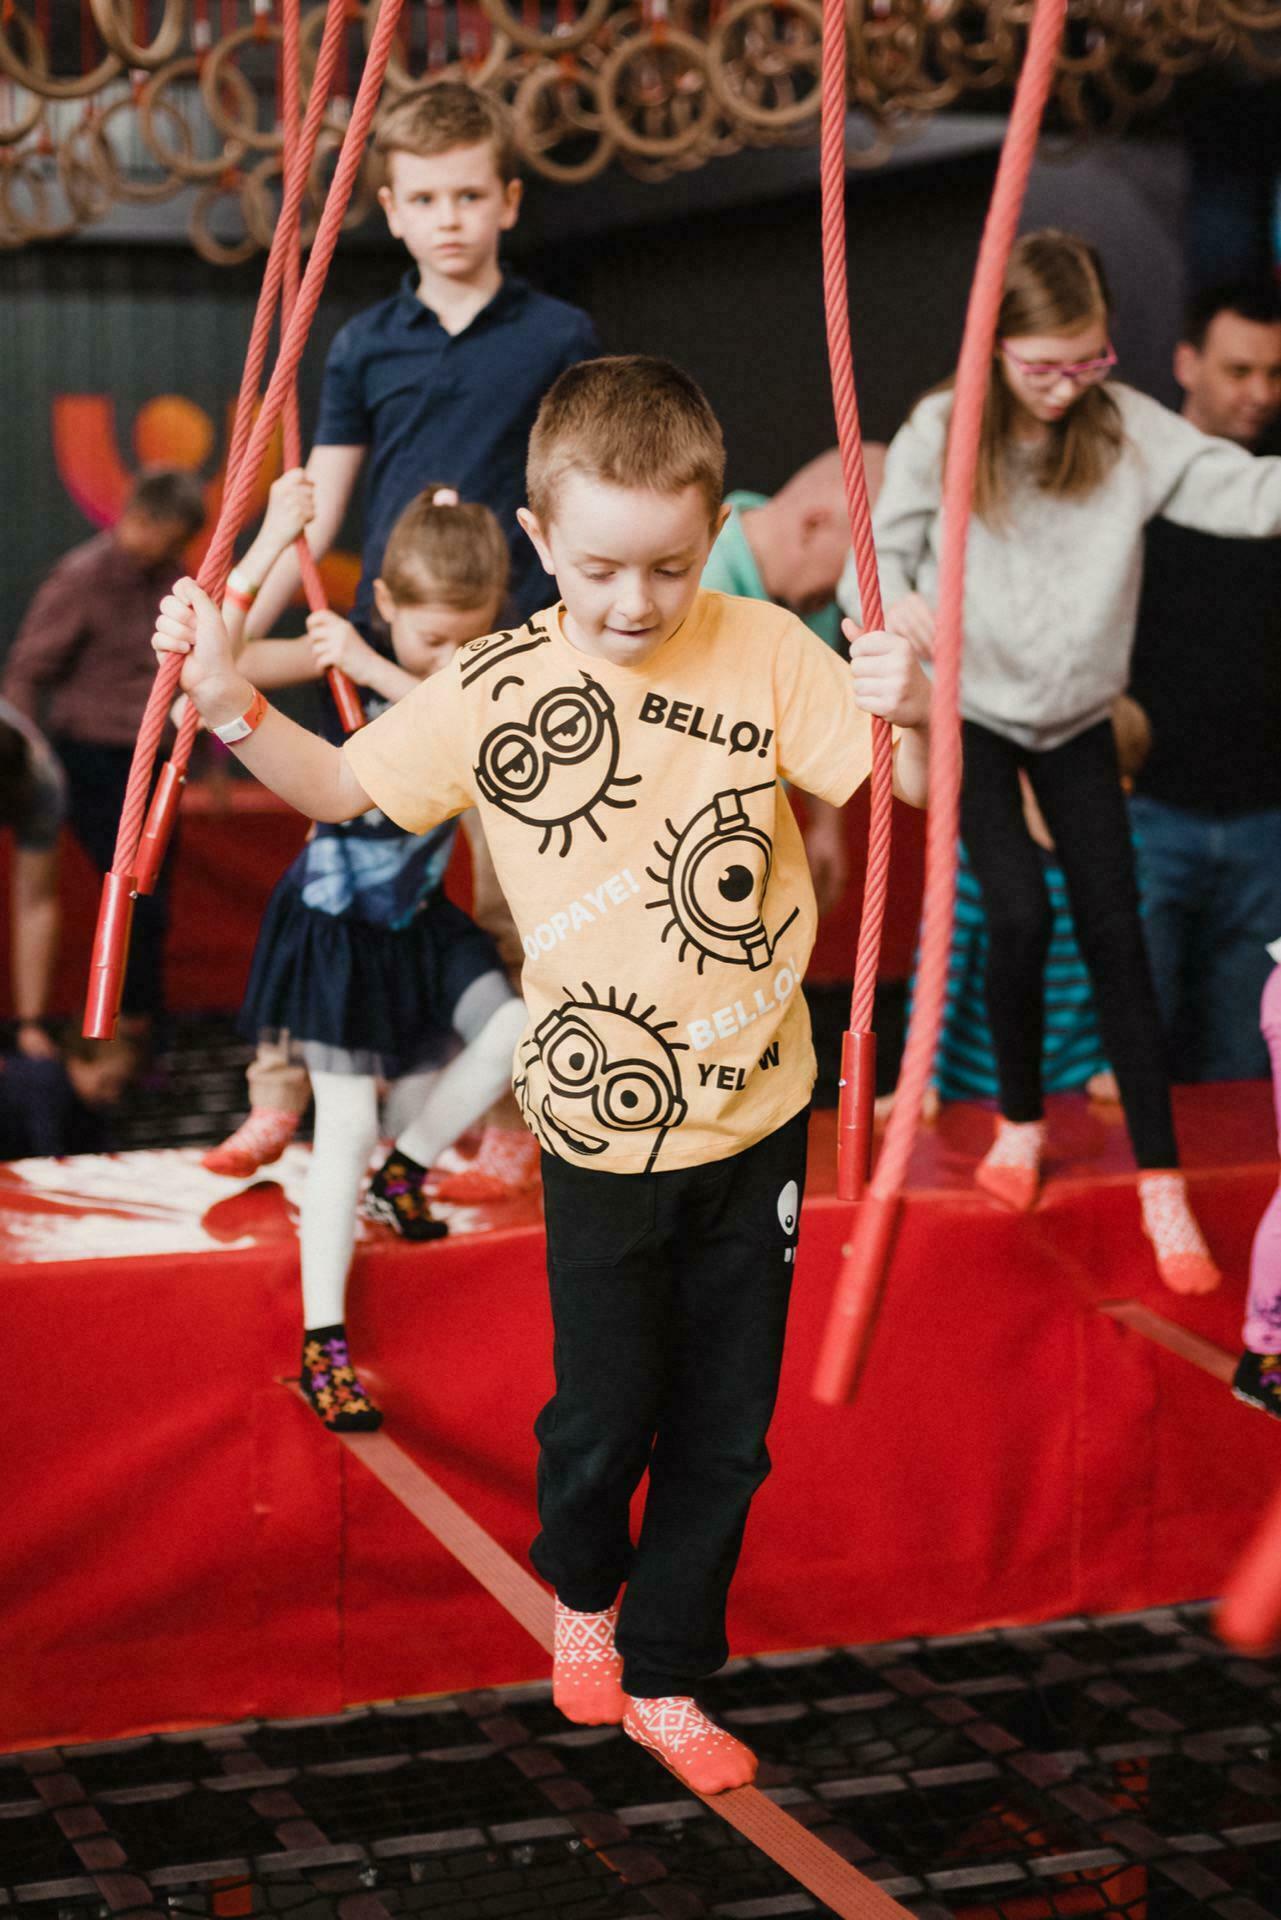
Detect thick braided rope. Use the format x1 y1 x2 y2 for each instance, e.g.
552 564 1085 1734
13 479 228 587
108 0 395 875
818 0 892 1041
168 0 361 772
166 0 353 776
813 0 1067 1403
279 0 362 732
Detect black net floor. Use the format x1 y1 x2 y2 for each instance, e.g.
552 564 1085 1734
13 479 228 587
6 1603 1281 1920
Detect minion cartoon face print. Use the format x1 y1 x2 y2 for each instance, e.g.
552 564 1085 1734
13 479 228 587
475 670 641 858
646 781 798 974
514 981 689 1173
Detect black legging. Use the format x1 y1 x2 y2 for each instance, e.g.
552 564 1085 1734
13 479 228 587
960 717 1177 1169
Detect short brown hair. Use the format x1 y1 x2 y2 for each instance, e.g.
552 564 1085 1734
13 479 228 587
373 80 518 187
127 467 206 536
381 485 510 610
526 356 725 527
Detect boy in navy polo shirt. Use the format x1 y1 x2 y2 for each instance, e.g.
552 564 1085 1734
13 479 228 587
245 82 598 637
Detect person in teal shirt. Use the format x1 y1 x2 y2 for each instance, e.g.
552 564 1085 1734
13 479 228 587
701 446 885 911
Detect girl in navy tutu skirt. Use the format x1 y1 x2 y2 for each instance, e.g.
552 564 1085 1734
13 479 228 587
224 481 527 1430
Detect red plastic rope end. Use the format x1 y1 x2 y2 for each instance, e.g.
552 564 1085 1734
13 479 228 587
1217 1474 1281 1655
83 870 137 1040
812 1189 901 1405
836 1027 876 1201
133 761 186 896
328 668 365 733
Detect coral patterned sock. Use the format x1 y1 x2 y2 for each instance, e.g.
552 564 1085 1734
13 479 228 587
975 1117 1045 1212
552 1600 625 1725
1139 1172 1221 1295
202 1107 299 1178
432 1126 542 1204
301 1324 383 1432
622 1695 757 1794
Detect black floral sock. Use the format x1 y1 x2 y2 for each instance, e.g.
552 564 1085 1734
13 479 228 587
1233 1350 1281 1424
365 1147 449 1243
301 1323 383 1432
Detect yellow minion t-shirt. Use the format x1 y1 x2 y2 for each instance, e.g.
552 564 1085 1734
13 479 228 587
344 590 875 1175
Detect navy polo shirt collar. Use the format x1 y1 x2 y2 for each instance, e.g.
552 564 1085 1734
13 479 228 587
394 268 529 334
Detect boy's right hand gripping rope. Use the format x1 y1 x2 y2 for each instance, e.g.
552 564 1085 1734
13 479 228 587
84 0 407 1038
813 0 1069 1404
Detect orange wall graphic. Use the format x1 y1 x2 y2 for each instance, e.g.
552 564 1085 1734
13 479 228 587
51 394 361 607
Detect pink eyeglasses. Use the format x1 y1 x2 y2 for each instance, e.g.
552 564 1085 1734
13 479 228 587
999 340 1117 391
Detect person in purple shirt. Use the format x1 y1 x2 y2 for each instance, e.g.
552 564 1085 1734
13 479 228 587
243 81 599 642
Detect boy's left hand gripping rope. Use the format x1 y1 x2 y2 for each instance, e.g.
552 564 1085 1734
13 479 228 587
83 0 404 1038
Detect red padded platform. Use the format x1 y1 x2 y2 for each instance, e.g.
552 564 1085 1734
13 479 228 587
5 1088 1278 1751
0 783 925 1019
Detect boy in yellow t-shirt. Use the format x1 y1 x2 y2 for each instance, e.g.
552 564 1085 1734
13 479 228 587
150 356 930 1796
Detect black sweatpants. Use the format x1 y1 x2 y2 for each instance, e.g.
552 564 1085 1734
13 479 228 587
960 717 1177 1169
531 1106 809 1699
54 737 174 1022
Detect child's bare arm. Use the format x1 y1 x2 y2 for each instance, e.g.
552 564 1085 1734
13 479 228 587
154 580 373 823
235 638 326 690
223 469 315 652
244 445 365 639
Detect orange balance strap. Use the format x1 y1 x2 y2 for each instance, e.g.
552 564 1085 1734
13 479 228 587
285 1383 914 1920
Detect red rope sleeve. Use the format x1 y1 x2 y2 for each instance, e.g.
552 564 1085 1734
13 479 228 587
813 0 1069 1405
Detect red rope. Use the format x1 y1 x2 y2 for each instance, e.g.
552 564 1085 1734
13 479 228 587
813 0 1068 1404
85 0 407 1036
819 0 894 1201
118 0 351 894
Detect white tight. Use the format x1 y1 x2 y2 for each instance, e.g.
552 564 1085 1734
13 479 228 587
298 986 527 1332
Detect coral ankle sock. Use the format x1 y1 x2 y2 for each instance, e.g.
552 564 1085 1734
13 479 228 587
301 1324 383 1431
622 1695 757 1794
975 1117 1045 1212
552 1600 625 1725
432 1126 542 1203
1139 1172 1221 1295
202 1106 299 1178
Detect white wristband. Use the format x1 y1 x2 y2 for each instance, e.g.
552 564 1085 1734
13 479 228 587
227 565 258 601
212 688 268 745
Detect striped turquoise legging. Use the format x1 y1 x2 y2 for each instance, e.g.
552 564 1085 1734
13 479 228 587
916 841 1108 1105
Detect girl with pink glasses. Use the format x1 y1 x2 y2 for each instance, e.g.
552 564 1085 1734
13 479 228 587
841 228 1281 1294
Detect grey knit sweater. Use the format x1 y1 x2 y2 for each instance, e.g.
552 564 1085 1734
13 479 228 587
837 383 1281 750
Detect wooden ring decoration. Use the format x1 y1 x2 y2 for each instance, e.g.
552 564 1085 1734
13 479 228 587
514 57 617 181
241 149 323 249
476 0 613 59
59 113 118 223
707 0 825 131
202 23 288 153
139 54 255 181
88 0 187 71
0 147 80 240
0 2 124 98
87 89 190 201
188 173 260 264
598 26 716 159
0 7 46 145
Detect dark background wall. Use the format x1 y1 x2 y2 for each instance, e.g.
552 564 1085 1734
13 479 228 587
0 133 1189 648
